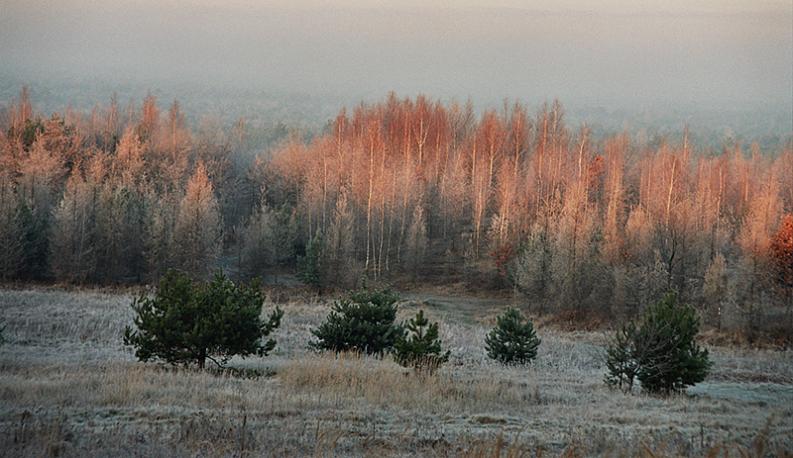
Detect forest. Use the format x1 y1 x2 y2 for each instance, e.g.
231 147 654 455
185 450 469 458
1 87 792 342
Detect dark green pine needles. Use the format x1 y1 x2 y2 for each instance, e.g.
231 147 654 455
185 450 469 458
485 307 541 365
605 293 711 394
123 270 283 369
394 310 450 373
310 288 401 355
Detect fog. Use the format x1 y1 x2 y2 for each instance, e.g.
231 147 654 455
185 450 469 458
1 0 791 118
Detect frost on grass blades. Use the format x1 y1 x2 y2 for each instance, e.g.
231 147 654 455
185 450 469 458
1 0 791 455
2 288 793 456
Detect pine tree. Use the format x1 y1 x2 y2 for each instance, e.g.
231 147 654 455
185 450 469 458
394 310 450 373
119 186 147 281
485 308 541 365
298 231 323 290
123 270 283 369
604 322 638 391
311 288 400 355
605 293 711 394
15 199 50 281
14 137 64 281
0 181 24 279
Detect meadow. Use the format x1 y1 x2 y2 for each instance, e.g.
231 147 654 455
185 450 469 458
1 286 791 457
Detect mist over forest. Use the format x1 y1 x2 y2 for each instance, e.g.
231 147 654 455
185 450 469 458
2 1 791 146
1 75 791 154
1 2 793 456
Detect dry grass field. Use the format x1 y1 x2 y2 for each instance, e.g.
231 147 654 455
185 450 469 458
1 287 792 457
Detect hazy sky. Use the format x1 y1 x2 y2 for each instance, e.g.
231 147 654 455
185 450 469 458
1 0 791 112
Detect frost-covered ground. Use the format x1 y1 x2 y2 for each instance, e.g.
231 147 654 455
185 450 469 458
0 287 791 457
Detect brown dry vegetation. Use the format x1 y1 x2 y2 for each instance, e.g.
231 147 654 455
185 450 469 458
1 287 792 457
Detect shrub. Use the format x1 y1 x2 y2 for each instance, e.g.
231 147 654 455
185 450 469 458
485 308 541 365
310 288 400 355
394 310 450 373
605 293 711 394
123 270 283 369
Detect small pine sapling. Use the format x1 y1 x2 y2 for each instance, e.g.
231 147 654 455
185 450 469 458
604 321 638 391
393 310 450 373
485 308 541 365
310 288 401 355
605 293 711 394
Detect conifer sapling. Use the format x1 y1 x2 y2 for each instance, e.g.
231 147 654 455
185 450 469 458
485 308 541 365
123 270 283 369
310 288 400 355
394 310 450 373
605 293 711 394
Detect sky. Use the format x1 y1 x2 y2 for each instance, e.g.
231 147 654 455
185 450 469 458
1 0 791 114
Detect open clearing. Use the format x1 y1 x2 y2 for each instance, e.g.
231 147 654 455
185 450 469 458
0 287 791 457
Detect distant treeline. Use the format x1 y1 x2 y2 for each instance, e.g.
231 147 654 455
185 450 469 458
1 88 791 339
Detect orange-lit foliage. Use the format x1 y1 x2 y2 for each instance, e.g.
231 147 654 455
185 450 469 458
490 243 516 279
1 88 792 333
771 214 793 291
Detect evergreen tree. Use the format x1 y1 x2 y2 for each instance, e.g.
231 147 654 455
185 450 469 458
605 293 711 394
17 118 44 151
298 231 323 290
117 186 147 281
15 136 64 281
604 322 639 391
485 308 541 365
394 310 450 373
15 200 50 281
0 182 24 280
311 288 400 355
123 270 283 368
